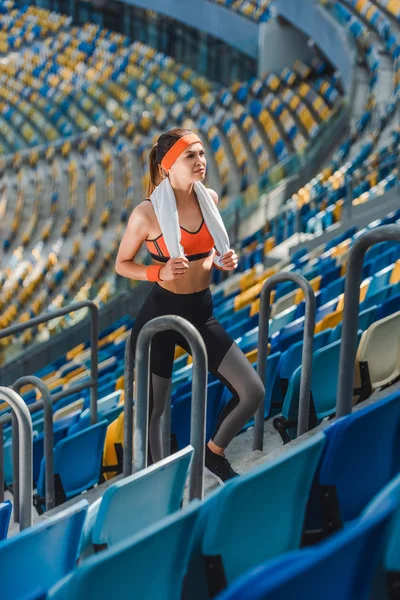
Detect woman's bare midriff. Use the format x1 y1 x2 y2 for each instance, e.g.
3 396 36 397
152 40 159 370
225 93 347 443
153 251 215 294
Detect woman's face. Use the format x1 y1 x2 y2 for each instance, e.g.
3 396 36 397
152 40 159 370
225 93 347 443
168 141 207 183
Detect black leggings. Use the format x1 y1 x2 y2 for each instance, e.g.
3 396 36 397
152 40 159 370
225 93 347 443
130 283 265 461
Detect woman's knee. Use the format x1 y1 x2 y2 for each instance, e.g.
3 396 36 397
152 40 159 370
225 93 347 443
246 374 265 412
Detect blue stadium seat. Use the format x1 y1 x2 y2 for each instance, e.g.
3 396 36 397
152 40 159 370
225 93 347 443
362 472 400 597
306 391 400 537
376 293 400 320
171 381 223 449
201 433 326 597
277 333 361 442
214 482 397 600
48 502 201 600
0 500 12 540
279 330 332 399
0 500 88 600
36 421 108 511
80 446 193 555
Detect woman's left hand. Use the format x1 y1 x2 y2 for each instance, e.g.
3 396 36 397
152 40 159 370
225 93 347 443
219 249 238 271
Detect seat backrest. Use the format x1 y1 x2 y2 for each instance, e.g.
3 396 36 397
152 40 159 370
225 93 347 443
92 446 193 547
366 265 393 298
171 381 222 449
53 398 84 422
329 305 377 343
38 420 108 499
48 501 200 600
312 391 400 523
202 433 325 588
357 311 400 389
280 330 331 382
0 500 12 541
215 490 396 600
269 305 297 336
377 292 400 320
0 500 88 600
362 472 400 590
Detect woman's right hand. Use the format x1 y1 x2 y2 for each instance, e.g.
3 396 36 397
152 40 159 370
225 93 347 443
160 257 189 281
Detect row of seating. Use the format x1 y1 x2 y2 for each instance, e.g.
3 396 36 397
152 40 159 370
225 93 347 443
208 0 272 23
258 0 400 246
2 389 400 598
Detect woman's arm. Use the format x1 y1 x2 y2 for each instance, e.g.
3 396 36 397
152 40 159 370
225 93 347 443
115 204 152 281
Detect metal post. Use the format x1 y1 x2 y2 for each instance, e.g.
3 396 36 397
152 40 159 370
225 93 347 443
123 339 134 477
11 414 19 523
89 304 99 425
0 301 99 425
161 390 172 459
253 272 316 450
345 173 353 223
12 376 55 511
0 387 32 530
133 315 208 501
336 225 400 418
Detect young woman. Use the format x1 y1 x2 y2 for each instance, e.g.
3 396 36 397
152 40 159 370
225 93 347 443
115 128 265 482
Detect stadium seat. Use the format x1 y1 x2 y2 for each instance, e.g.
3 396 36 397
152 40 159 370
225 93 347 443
102 411 124 480
362 472 400 598
214 482 397 600
276 333 362 442
81 445 193 556
35 421 108 512
354 311 400 402
305 391 400 538
0 500 88 600
201 433 326 597
48 502 200 600
0 500 12 541
376 292 400 320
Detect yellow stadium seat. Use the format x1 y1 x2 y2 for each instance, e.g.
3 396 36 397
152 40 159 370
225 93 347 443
336 280 369 312
294 276 321 304
315 309 343 334
390 259 400 285
103 411 125 481
234 282 263 312
115 376 124 391
239 267 258 292
66 343 85 360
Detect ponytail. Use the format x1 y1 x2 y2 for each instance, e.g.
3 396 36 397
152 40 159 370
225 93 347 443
147 143 165 196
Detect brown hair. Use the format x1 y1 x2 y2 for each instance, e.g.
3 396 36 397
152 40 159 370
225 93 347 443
147 127 193 195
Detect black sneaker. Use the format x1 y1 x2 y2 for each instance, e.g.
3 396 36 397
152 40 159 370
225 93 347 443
205 446 239 484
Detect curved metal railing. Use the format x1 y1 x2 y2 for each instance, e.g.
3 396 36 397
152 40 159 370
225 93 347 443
0 387 32 530
253 271 316 450
336 224 400 417
124 315 208 500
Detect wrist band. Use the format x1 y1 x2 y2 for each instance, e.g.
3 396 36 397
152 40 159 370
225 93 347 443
147 265 162 282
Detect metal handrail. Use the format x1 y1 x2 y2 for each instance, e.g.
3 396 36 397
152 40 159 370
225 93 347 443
10 376 55 519
125 315 208 500
0 301 99 424
0 387 32 531
336 225 400 417
253 272 316 450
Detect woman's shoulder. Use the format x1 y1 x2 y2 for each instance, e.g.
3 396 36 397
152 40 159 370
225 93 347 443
207 188 219 205
128 199 156 225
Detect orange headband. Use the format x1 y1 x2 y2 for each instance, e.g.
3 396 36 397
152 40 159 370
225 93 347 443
161 133 202 172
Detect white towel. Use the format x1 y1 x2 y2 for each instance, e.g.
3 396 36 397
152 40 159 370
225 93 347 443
150 177 230 267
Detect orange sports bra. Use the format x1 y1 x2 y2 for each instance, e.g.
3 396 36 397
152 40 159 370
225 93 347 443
145 199 215 263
